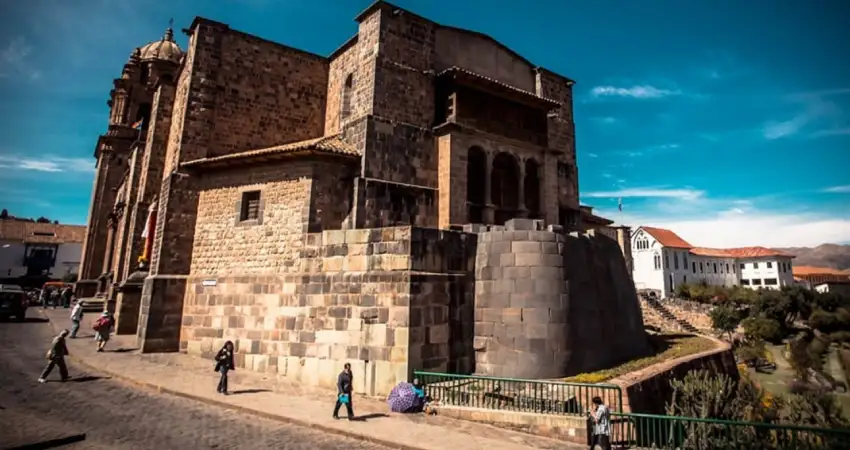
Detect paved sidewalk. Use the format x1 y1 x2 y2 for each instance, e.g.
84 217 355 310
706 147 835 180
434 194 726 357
42 309 578 450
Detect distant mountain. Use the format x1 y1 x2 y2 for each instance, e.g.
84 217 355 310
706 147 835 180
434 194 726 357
773 244 850 270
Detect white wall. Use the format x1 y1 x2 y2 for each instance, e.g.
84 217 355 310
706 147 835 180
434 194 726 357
689 255 740 288
739 256 794 290
0 241 27 277
631 230 665 294
54 243 82 277
0 241 82 279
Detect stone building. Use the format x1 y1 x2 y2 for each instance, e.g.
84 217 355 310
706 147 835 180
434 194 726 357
77 1 649 395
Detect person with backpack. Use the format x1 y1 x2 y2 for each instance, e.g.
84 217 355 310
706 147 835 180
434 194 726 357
333 363 355 420
69 300 85 338
214 341 235 395
92 311 114 352
39 329 70 383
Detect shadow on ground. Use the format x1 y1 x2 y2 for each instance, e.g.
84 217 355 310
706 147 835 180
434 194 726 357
351 413 389 422
1 317 49 323
7 433 86 450
230 389 272 395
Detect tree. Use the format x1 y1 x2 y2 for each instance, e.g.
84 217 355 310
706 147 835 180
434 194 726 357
741 317 784 343
0 209 7 219
710 303 741 340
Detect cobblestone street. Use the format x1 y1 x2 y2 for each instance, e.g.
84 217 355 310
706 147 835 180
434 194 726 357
0 311 390 450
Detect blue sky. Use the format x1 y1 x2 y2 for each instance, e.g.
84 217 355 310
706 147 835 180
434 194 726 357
1 0 848 247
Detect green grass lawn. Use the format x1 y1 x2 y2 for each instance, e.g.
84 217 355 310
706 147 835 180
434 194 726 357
749 344 850 415
564 333 719 384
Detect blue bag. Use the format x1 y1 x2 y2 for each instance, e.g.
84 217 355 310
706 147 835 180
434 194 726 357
339 394 350 404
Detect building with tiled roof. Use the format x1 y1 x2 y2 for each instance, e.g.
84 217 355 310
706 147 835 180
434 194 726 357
0 219 86 280
73 1 639 398
632 226 796 298
792 265 850 286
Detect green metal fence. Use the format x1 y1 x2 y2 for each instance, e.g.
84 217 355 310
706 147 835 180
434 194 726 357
413 371 623 415
610 412 850 450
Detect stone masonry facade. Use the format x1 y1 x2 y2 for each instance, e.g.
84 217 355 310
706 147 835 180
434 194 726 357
77 1 648 396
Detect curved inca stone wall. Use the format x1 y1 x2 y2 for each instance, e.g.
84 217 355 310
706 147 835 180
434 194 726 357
473 220 570 378
473 219 652 379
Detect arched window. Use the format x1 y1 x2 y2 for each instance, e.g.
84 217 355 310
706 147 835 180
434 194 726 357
491 153 520 225
524 159 541 218
340 74 354 122
466 147 487 223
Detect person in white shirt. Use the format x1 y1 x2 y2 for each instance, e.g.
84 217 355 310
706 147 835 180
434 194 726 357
69 301 84 338
589 396 611 450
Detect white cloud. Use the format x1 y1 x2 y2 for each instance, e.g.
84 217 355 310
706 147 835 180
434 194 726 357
0 154 93 174
582 187 704 200
587 153 599 158
763 89 845 140
0 36 40 80
823 185 850 193
608 210 850 248
590 85 680 99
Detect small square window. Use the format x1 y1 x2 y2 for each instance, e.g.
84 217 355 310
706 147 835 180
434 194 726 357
240 191 261 222
766 262 773 269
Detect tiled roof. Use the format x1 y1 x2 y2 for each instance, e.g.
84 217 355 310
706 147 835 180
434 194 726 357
640 226 693 249
181 135 360 169
793 265 848 276
689 247 731 257
0 220 86 244
436 66 561 107
690 246 793 258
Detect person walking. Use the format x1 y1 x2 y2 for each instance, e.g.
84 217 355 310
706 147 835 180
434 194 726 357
92 311 114 352
69 301 84 338
214 341 235 395
49 289 60 309
61 286 73 308
39 288 49 309
588 396 612 450
39 329 70 383
333 363 355 420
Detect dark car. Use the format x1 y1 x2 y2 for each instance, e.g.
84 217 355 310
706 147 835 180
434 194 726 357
0 284 28 321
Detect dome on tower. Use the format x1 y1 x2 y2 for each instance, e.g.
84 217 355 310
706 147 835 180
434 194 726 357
138 26 183 64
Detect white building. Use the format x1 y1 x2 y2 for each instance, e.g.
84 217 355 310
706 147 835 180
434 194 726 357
631 226 795 298
0 220 85 280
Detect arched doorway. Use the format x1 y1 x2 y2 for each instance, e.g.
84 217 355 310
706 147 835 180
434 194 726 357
466 146 487 223
491 152 520 225
524 159 541 219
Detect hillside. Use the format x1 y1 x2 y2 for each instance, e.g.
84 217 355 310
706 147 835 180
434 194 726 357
773 244 850 270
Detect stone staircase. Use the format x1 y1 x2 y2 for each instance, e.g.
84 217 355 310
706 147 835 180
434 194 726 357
640 294 699 334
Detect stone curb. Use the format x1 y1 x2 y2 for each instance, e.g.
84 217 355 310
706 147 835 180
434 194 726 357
40 311 421 450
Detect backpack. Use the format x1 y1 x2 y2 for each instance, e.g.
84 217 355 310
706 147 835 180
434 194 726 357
93 316 110 331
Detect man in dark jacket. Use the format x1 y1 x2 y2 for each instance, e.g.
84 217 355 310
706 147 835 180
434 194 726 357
39 329 70 383
332 363 355 420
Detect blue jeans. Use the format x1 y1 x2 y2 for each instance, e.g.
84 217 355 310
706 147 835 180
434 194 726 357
70 320 80 338
217 367 229 393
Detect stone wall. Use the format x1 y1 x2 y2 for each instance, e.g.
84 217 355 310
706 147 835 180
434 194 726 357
180 226 475 396
610 338 736 413
663 298 714 330
561 230 653 372
473 220 569 378
190 161 314 276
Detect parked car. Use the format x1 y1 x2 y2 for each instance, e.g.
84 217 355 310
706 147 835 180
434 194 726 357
0 284 28 321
